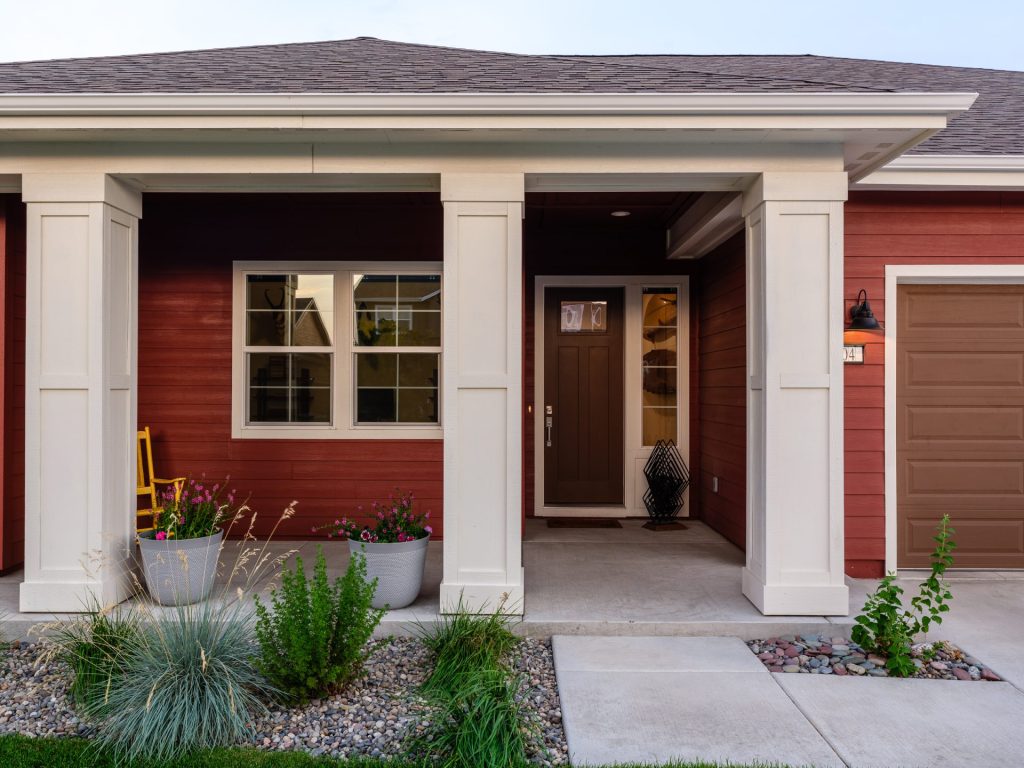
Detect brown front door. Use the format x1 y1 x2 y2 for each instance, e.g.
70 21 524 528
897 284 1024 568
544 287 624 504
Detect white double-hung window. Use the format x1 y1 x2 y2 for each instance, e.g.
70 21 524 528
232 262 443 439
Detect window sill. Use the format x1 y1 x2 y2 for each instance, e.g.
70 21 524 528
232 424 443 440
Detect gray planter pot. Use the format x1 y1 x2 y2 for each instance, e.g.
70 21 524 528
138 529 223 606
348 535 429 610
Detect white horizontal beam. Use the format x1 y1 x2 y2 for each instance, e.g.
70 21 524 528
0 92 978 117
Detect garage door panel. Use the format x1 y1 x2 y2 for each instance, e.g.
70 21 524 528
904 405 1024 443
898 284 1024 569
902 349 1024 390
903 460 1024 497
902 286 1024 340
902 516 1024 568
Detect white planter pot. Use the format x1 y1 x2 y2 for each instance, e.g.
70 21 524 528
347 535 429 610
138 529 223 606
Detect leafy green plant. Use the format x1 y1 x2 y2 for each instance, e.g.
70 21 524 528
90 599 275 764
254 546 384 702
49 604 142 717
852 514 956 676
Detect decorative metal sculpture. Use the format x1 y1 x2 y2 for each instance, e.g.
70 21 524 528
642 439 690 529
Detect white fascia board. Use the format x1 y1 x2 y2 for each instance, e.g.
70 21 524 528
858 154 1024 189
0 91 978 117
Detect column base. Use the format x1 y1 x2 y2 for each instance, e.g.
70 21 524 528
19 572 129 613
440 568 525 615
742 567 849 616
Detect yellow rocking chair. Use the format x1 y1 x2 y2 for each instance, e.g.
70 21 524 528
136 426 186 533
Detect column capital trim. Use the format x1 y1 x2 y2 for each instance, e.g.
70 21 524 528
741 171 848 217
440 172 525 203
21 173 142 218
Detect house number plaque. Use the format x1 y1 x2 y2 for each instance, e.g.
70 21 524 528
843 344 865 364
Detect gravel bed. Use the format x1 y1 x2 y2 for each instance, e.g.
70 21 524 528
0 636 568 764
748 633 1003 680
512 637 569 766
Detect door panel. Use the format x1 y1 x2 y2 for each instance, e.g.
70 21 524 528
897 284 1024 568
544 287 624 504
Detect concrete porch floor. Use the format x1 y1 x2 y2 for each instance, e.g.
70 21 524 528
1 518 860 640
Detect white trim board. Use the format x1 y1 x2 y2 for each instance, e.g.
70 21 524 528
860 154 1024 190
883 264 1024 572
532 275 691 519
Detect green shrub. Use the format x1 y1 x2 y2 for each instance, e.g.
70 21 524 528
852 513 956 676
254 546 384 702
50 605 142 717
90 600 275 764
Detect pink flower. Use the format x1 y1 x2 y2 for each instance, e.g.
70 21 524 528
179 516 185 524
424 525 433 535
155 531 167 541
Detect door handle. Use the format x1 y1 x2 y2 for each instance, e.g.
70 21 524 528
545 405 553 447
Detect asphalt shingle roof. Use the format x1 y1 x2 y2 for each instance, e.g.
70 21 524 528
0 37 1020 155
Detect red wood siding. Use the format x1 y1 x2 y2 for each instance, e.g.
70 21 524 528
695 233 746 549
844 191 1024 577
0 196 25 572
139 194 444 538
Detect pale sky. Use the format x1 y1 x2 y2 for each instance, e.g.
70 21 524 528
0 0 1020 71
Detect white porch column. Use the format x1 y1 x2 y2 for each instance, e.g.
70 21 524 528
439 173 525 614
20 173 140 612
741 171 849 616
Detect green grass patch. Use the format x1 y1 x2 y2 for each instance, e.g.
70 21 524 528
0 735 428 767
0 735 789 767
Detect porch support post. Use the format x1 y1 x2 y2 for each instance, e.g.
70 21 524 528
741 171 849 616
19 173 140 612
439 172 525 614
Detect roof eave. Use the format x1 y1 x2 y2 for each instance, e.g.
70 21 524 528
0 91 979 117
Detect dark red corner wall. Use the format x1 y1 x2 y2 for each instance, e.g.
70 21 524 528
695 192 1024 578
138 194 444 538
695 232 746 550
0 196 25 572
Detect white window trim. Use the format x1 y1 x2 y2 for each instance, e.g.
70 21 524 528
883 264 1024 572
232 260 444 440
533 275 691 518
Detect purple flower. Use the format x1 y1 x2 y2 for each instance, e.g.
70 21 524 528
424 525 433 535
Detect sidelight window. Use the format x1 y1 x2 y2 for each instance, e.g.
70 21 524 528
641 287 679 445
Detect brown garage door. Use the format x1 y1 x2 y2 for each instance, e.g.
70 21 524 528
897 284 1024 568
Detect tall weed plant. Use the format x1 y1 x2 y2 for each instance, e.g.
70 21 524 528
852 513 957 676
254 546 384 702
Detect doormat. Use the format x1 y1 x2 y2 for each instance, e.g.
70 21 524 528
546 518 623 529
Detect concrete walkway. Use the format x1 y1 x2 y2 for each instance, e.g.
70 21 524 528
554 634 1024 767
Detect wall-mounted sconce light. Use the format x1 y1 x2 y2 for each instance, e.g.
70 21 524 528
847 289 882 332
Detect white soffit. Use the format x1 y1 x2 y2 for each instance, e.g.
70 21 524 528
858 154 1024 189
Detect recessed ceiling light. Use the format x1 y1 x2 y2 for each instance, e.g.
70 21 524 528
610 210 631 217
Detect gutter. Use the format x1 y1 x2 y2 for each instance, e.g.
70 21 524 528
0 91 978 117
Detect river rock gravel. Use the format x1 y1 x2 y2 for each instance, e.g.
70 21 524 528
747 634 1002 681
0 636 568 764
